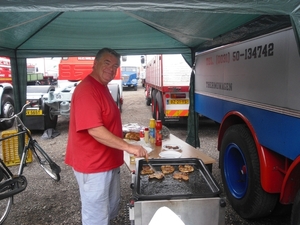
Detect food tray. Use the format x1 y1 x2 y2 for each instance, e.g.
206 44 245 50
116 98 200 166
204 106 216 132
1 130 32 166
133 158 221 200
162 144 181 151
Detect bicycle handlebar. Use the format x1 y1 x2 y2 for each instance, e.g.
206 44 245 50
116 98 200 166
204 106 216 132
0 102 31 123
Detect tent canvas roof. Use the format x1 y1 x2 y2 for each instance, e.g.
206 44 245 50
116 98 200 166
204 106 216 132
0 0 299 133
0 1 299 61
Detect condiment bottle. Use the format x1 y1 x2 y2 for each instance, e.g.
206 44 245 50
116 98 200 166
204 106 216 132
155 120 162 146
149 118 156 144
139 129 144 141
144 127 149 143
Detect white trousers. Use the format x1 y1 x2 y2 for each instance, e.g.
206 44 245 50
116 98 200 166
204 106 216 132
74 167 121 225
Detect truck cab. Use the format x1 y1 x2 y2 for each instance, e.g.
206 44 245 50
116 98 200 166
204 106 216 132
121 66 139 91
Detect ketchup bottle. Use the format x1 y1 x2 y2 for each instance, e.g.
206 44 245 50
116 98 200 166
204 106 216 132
155 120 162 146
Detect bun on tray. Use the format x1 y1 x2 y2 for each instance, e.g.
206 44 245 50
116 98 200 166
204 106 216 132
124 132 140 141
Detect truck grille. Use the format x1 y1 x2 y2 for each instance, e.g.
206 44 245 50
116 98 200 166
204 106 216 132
122 76 129 82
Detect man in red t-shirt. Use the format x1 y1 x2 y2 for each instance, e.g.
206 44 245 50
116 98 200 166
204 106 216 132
65 48 148 225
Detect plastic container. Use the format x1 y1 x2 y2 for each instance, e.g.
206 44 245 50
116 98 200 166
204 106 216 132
144 127 149 143
130 154 136 164
149 118 156 144
155 120 162 146
1 130 32 166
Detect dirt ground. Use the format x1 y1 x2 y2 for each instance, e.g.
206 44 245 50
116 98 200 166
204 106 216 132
1 82 291 225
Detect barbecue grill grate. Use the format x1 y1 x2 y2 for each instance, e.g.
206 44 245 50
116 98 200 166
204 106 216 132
134 158 221 201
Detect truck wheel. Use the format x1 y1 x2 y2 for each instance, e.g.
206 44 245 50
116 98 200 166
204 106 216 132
117 91 122 113
0 94 15 130
133 85 138 91
154 91 165 123
151 89 157 118
291 189 300 225
44 104 58 129
146 97 151 106
220 124 277 219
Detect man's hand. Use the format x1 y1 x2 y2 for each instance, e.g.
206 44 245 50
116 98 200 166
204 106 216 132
88 126 148 159
128 144 148 159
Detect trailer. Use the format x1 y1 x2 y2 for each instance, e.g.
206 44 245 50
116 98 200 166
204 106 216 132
25 85 57 130
26 62 57 85
0 57 60 131
194 27 300 222
145 54 191 124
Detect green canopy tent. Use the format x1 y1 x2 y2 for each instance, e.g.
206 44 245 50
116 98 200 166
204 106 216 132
0 0 299 147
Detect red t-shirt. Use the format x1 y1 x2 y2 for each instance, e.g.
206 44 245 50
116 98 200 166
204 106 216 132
65 76 123 173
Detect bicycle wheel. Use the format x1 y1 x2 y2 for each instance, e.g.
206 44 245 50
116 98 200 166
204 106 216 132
30 141 61 181
0 168 13 224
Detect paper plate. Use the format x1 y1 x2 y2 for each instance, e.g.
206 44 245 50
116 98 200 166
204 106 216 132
162 144 181 151
159 151 182 158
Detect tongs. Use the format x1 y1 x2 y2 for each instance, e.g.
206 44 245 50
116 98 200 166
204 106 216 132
145 156 156 172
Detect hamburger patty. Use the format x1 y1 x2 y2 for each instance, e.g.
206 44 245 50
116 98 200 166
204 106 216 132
141 165 155 175
178 164 194 173
173 171 189 181
149 171 165 180
161 165 175 174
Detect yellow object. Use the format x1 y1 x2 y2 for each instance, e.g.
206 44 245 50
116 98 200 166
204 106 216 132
1 130 32 167
149 118 156 144
130 155 135 164
144 127 149 144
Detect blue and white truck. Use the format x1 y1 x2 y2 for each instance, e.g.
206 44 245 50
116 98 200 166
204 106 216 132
121 56 141 91
194 27 300 223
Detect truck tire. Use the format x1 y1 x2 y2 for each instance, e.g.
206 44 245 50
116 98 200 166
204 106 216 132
116 91 122 113
0 94 15 130
154 91 165 123
291 189 300 225
151 89 157 118
44 104 58 129
220 124 277 219
146 97 151 106
146 86 151 106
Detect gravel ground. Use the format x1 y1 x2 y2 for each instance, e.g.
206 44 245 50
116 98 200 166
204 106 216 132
1 82 292 225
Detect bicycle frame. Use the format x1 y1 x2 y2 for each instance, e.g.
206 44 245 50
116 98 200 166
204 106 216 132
0 102 61 224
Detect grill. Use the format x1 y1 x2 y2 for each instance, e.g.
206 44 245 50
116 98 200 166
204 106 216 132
129 158 226 225
133 158 220 200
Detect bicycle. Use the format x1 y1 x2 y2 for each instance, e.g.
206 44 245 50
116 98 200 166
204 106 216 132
0 102 61 224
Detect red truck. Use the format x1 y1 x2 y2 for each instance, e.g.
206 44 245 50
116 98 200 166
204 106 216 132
40 57 123 124
0 57 14 130
145 54 191 123
58 57 123 111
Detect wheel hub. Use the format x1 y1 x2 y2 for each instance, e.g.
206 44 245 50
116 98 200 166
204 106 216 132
2 102 14 118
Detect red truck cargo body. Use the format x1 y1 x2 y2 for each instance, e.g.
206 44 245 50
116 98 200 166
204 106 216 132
58 57 123 111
